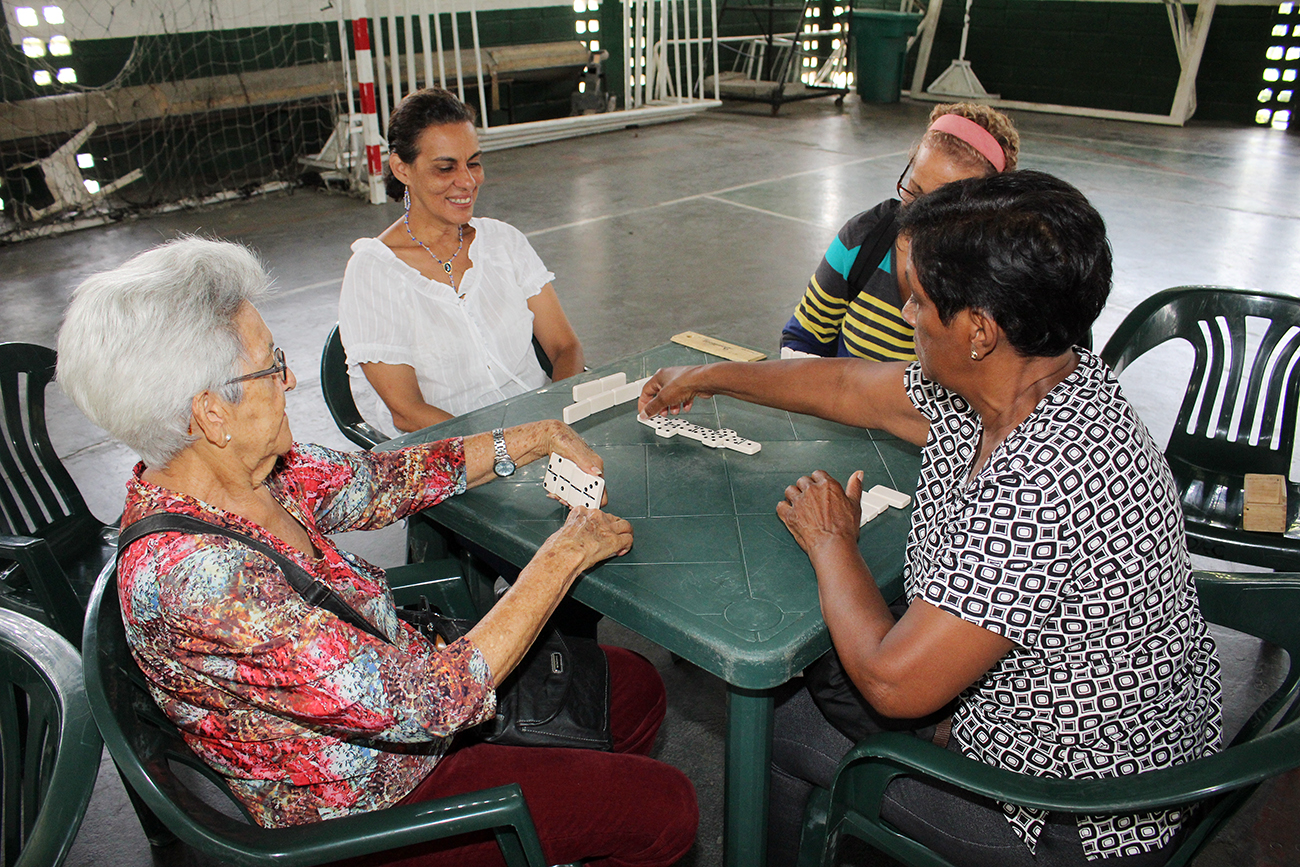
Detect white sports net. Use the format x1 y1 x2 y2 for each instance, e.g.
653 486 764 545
0 0 345 241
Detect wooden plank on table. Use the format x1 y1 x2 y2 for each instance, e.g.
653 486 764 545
670 331 767 362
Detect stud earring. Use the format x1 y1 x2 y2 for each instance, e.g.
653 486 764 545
403 188 410 212
970 349 979 360
225 433 232 442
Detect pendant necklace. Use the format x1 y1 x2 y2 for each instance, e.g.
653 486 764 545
405 211 466 298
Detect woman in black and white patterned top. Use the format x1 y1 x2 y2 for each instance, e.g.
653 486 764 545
639 170 1221 867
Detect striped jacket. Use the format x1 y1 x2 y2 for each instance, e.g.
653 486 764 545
781 199 915 361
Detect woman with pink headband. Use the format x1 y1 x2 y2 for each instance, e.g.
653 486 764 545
781 104 1019 362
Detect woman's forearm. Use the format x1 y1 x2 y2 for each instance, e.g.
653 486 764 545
466 534 587 681
390 401 454 432
549 342 585 382
462 420 558 488
643 359 927 443
808 541 903 706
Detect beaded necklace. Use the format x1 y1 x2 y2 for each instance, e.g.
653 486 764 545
403 197 466 298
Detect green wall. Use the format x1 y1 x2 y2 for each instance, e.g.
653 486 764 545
907 0 1273 123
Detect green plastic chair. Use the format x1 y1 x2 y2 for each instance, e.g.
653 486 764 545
1101 286 1300 569
0 608 103 867
83 558 544 867
797 571 1300 867
0 342 117 647
320 325 392 451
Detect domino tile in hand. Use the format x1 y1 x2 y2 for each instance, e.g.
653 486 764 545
544 453 606 510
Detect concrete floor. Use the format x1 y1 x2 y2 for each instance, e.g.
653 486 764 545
3 96 1300 866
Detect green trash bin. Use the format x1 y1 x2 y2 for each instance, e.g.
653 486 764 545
850 9 923 103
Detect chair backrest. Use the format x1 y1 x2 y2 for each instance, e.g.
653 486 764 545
0 343 98 555
320 325 391 450
531 336 553 379
1196 572 1300 743
0 608 102 867
803 573 1300 867
82 563 264 845
1156 572 1300 866
1100 286 1300 478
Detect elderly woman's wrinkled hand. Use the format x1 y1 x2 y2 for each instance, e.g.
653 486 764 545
553 505 634 569
638 366 711 418
777 470 863 558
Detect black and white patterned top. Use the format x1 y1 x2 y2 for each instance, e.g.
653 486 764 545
903 349 1222 860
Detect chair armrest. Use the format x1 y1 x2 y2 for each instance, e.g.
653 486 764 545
351 421 391 450
0 534 87 644
235 783 544 866
136 778 545 867
387 559 478 619
832 721 1300 819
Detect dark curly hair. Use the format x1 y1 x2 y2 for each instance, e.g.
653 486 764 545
898 170 1111 357
383 88 478 200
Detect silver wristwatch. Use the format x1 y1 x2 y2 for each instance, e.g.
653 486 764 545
492 428 516 477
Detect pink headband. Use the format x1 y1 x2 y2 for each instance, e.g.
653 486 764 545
928 114 1006 173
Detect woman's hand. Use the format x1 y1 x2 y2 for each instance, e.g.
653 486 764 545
465 420 603 503
548 505 634 570
543 419 603 476
469 504 631 682
638 366 713 417
777 470 863 559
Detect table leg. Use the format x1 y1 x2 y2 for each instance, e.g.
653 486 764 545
724 685 775 867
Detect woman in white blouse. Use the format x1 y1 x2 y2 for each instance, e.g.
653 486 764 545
339 88 584 433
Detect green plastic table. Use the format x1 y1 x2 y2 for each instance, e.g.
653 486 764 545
383 343 920 867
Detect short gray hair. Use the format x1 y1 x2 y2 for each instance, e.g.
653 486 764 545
56 238 270 468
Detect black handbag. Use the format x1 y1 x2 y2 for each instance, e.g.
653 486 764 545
397 596 610 749
117 513 612 751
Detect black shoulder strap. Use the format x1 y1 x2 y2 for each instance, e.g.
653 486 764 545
116 513 391 644
845 198 903 293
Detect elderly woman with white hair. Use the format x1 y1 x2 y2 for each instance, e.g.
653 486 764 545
56 237 698 867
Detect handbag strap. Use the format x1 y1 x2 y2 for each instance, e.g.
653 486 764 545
845 198 902 293
116 512 392 644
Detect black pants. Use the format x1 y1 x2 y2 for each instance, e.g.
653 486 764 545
768 651 1181 867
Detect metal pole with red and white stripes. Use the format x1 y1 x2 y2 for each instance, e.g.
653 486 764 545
350 0 387 204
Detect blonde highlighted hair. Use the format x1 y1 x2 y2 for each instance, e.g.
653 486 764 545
920 103 1020 173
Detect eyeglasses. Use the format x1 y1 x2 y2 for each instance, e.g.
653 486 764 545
896 157 920 204
227 347 288 385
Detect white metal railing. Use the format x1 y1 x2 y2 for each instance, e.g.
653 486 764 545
629 0 721 106
340 0 721 201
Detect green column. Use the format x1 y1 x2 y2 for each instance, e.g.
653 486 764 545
725 686 775 867
600 0 625 108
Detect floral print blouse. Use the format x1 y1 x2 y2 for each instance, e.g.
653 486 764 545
117 440 496 828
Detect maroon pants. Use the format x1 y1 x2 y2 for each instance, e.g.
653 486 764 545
341 646 698 867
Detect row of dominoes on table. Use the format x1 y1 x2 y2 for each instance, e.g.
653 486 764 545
563 372 651 424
